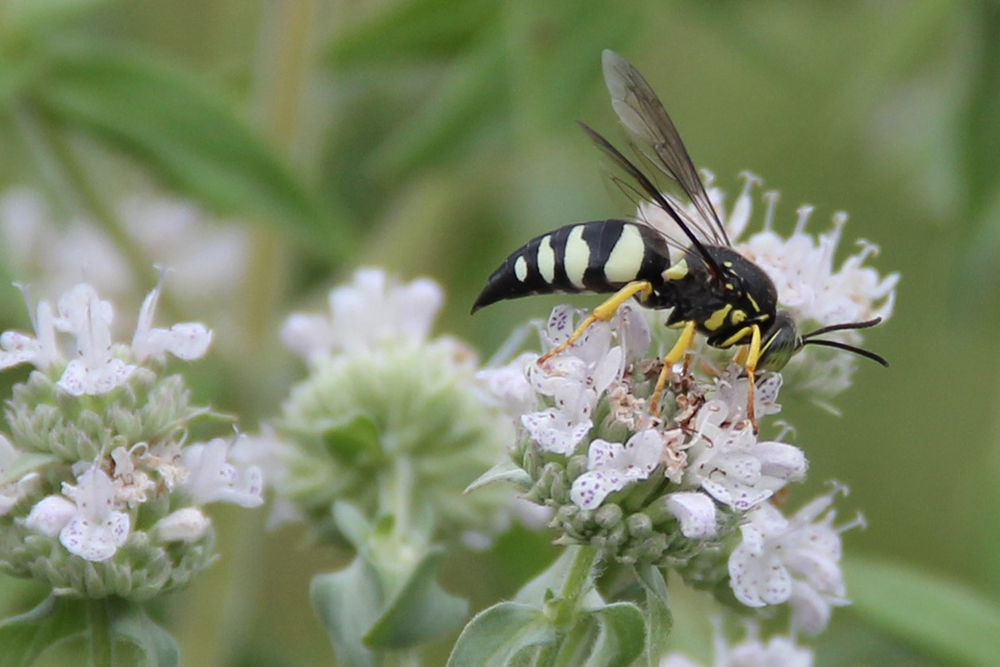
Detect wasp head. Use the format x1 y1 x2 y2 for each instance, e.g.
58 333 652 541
758 312 888 371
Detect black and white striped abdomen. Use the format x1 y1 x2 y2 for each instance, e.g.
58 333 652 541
472 219 671 312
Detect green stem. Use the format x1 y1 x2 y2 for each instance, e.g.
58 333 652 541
87 599 112 667
384 649 422 667
531 546 600 667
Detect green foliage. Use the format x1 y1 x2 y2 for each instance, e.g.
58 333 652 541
845 557 1000 667
0 596 178 667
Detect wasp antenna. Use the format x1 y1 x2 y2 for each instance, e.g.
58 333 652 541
801 338 888 367
802 317 883 340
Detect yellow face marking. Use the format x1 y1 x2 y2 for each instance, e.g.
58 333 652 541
603 225 645 283
664 259 688 281
537 235 556 283
563 226 589 289
725 283 734 290
723 261 734 268
514 256 528 282
747 294 761 312
720 326 752 348
703 304 732 331
730 309 747 325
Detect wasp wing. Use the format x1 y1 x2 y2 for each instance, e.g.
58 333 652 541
577 121 724 278
602 49 730 248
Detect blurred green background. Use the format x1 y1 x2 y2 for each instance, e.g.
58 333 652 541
0 0 998 664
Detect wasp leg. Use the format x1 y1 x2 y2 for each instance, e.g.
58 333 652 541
743 324 762 432
538 281 652 364
649 320 696 418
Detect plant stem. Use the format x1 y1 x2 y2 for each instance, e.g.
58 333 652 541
87 599 112 667
531 546 600 667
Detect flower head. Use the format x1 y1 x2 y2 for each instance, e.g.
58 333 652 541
0 280 255 599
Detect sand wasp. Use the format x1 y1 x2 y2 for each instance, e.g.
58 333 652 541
473 51 886 426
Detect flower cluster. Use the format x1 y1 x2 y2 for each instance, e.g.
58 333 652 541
0 280 262 599
479 173 896 653
270 268 512 544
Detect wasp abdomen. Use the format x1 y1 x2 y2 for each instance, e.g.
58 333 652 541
472 220 670 312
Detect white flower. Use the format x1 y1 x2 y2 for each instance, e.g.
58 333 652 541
0 189 252 339
154 507 210 542
0 289 60 371
53 284 137 396
0 281 211 396
58 468 131 562
684 401 807 511
476 352 538 416
728 484 862 635
24 495 76 537
281 268 444 361
660 631 814 667
570 430 662 509
709 369 783 425
665 491 718 539
181 437 264 508
131 274 212 362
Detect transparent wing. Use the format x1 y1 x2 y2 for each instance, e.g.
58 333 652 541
602 49 730 247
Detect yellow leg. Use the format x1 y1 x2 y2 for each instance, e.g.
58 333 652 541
538 281 652 364
649 320 696 418
743 324 762 432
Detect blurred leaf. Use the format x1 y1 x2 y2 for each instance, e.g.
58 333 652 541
5 0 114 35
634 563 672 666
328 0 500 64
311 558 382 667
504 0 641 130
465 458 532 494
108 599 179 667
364 548 469 649
332 501 373 552
446 602 554 667
845 556 1000 666
581 602 645 667
961 1 1000 223
371 41 507 178
26 44 352 259
0 595 85 666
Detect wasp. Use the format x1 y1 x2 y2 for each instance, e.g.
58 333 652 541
473 51 886 427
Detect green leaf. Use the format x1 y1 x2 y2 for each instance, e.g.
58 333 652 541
28 44 352 258
634 563 672 666
107 599 179 667
311 558 383 667
447 602 555 667
332 501 374 552
0 452 58 487
464 458 532 494
582 602 646 667
328 0 499 64
364 548 468 649
0 595 86 666
845 556 1000 666
514 547 581 606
